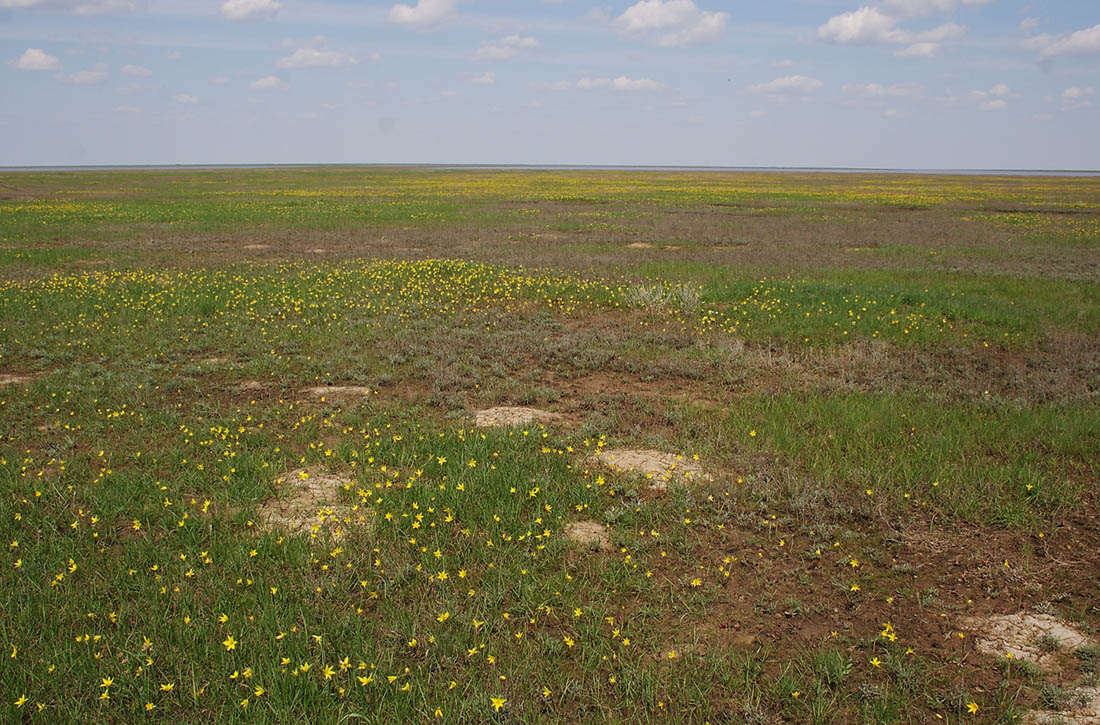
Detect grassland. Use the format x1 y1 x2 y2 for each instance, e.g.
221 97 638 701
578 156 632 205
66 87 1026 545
1 168 1098 723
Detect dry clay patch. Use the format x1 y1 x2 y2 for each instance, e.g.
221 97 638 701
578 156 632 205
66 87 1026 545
0 373 37 386
303 385 374 401
964 612 1099 724
257 467 368 534
591 448 710 491
474 406 563 428
565 521 612 552
1028 690 1100 725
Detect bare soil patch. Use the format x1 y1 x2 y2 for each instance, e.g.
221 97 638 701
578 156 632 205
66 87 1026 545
627 242 655 249
303 385 373 400
1027 688 1100 724
964 612 1092 665
243 243 271 250
236 380 267 392
257 468 365 534
0 373 36 386
591 448 709 489
475 406 563 428
565 521 611 551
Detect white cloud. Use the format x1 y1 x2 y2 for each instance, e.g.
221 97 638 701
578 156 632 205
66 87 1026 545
615 0 729 48
818 2 970 57
843 82 924 98
474 35 538 61
968 83 1012 111
11 48 60 71
0 0 143 14
818 7 901 44
895 41 938 57
172 93 198 104
884 108 901 118
220 0 280 21
388 0 454 29
1030 24 1100 60
1019 17 1039 31
121 64 151 77
276 48 359 69
877 0 990 19
1062 86 1094 109
542 76 665 92
749 109 767 118
749 74 824 96
249 75 287 90
115 105 140 113
59 69 109 85
471 72 495 85
578 76 665 91
210 76 231 85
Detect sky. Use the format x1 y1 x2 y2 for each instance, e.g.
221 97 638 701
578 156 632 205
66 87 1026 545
1 0 1098 168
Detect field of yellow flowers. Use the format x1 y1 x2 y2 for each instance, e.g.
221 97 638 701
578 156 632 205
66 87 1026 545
1 168 1099 723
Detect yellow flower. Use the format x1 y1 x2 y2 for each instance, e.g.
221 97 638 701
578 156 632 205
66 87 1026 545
967 702 979 714
222 634 237 651
490 697 506 712
14 695 27 708
870 657 881 667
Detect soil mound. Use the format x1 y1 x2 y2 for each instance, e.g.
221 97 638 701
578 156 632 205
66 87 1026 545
965 612 1091 665
257 468 366 534
592 449 709 489
565 521 611 551
474 407 562 428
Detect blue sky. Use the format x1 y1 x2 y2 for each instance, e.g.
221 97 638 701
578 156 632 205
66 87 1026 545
1 0 1098 168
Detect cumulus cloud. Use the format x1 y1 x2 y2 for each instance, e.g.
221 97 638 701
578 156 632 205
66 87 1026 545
540 76 665 92
471 72 495 85
818 0 974 57
615 0 729 48
121 64 151 77
474 35 538 61
968 83 1012 111
220 0 280 21
1062 86 1094 109
1027 24 1100 60
895 41 939 57
0 0 144 14
172 93 198 104
276 48 359 69
842 81 924 98
58 68 109 85
818 7 900 44
114 105 140 113
388 0 454 29
877 0 990 19
249 75 287 90
749 74 824 96
11 47 61 71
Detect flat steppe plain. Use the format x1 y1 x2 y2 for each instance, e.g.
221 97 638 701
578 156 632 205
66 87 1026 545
1 168 1098 723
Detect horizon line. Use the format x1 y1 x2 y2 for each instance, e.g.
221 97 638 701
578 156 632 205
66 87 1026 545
2 163 1099 177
